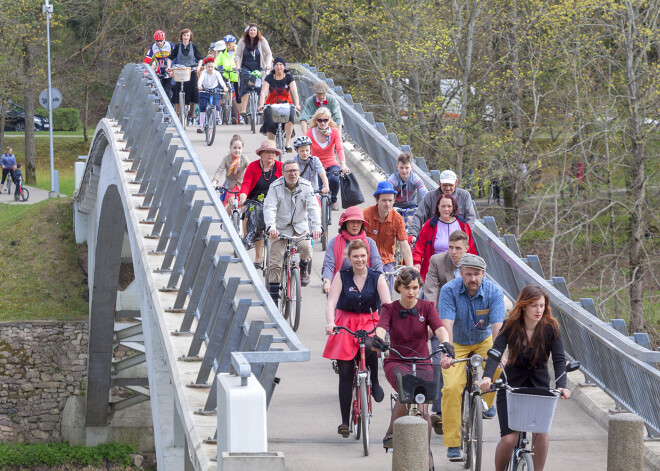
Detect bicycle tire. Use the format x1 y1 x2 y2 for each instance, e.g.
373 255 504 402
232 210 240 235
360 380 370 456
514 452 533 471
461 388 471 466
20 187 29 202
352 382 361 440
249 92 257 134
286 267 301 331
469 395 483 471
321 197 329 251
6 178 11 195
206 107 216 146
275 127 285 156
179 92 186 130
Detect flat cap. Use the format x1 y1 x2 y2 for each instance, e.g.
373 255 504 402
458 254 486 270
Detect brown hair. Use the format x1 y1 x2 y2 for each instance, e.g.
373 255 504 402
346 239 369 258
241 23 263 50
229 134 244 147
397 152 413 166
499 285 560 368
310 107 338 129
448 230 469 244
435 193 459 219
179 29 193 41
393 267 424 293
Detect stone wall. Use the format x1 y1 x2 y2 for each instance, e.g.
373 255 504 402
0 321 87 442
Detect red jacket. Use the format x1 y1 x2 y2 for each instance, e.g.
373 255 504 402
412 216 477 280
239 160 283 199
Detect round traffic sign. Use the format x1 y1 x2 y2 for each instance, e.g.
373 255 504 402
39 88 63 110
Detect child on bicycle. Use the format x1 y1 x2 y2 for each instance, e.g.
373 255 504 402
292 136 329 195
13 162 23 201
211 134 250 213
387 152 429 209
197 56 228 132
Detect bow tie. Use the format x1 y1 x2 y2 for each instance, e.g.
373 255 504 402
399 307 418 319
316 100 328 106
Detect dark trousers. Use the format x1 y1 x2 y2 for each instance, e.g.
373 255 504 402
320 165 341 204
1 168 16 185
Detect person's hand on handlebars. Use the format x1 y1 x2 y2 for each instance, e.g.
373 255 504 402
372 335 389 351
325 322 335 335
321 186 329 194
442 342 455 359
479 377 492 393
557 387 571 399
269 228 279 238
440 355 453 369
312 230 322 241
340 162 350 174
294 104 301 112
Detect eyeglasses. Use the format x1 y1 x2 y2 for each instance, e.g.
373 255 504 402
284 169 300 174
316 118 329 123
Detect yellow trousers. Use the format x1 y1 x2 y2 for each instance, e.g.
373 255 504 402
441 335 502 447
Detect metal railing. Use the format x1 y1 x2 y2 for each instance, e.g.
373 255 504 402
81 63 310 463
290 63 660 437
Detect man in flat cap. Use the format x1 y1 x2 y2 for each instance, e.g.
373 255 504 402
437 254 505 461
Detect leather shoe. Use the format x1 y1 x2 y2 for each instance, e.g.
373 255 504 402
331 202 339 211
431 414 443 435
371 383 384 403
300 262 310 287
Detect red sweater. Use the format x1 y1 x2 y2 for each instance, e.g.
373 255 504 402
412 216 477 280
239 160 283 199
306 127 345 169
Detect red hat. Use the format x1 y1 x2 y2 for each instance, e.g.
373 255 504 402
338 206 368 227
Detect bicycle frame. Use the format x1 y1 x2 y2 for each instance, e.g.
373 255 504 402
451 353 485 470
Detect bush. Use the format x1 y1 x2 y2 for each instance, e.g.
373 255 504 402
0 442 136 468
51 108 83 131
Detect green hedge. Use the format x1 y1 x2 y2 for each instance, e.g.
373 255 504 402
51 108 83 131
0 442 135 468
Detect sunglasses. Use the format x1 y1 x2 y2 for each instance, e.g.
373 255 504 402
316 118 329 123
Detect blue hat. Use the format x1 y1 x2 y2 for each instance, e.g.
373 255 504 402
373 181 397 196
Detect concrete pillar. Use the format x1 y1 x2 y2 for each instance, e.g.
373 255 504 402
392 415 428 471
607 413 644 471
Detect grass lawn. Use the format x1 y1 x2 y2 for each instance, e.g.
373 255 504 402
0 198 88 321
2 134 91 196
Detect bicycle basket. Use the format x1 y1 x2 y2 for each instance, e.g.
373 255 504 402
248 70 262 88
171 65 191 82
394 363 442 405
506 387 559 433
270 104 291 123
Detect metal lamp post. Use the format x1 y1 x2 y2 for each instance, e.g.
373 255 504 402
43 0 57 198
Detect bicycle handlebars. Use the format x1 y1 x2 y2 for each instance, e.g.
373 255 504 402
386 346 450 362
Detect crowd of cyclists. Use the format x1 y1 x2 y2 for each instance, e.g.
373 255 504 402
145 24 573 471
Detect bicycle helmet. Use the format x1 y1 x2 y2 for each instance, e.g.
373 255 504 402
224 35 237 43
250 70 262 79
153 30 165 41
293 136 312 149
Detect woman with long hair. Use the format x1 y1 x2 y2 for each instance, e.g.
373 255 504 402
480 285 571 471
235 23 273 118
168 29 204 123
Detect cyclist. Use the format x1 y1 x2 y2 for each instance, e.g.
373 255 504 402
480 285 571 471
12 162 23 201
257 57 300 152
0 146 17 195
306 107 350 211
239 140 283 268
373 268 454 469
263 159 321 301
214 38 239 123
144 30 175 100
235 23 273 120
387 152 428 209
167 29 204 124
300 81 343 134
438 254 504 460
212 134 250 213
292 136 329 194
197 56 228 132
323 239 391 438
409 169 476 238
321 206 383 294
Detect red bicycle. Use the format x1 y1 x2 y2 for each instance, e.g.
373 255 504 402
332 325 376 456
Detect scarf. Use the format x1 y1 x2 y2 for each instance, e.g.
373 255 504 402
227 153 241 175
319 126 331 137
333 229 371 276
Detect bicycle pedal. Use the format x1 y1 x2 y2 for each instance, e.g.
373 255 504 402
332 360 339 374
448 457 464 463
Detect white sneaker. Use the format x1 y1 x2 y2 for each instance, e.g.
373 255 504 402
217 119 222 125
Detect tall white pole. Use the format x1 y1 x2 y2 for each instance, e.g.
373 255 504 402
43 0 56 198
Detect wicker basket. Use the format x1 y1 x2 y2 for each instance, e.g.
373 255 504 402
172 66 191 82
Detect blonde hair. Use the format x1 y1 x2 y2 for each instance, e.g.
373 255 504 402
310 107 338 129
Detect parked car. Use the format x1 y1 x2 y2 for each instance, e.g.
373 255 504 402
2 101 50 132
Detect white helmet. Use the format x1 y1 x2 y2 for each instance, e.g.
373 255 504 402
213 40 227 52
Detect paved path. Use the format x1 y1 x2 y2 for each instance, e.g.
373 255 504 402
0 184 52 205
188 123 608 471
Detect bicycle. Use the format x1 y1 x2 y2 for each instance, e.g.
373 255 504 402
219 78 233 125
314 190 331 251
242 199 268 277
394 205 417 265
239 69 263 134
15 179 29 202
332 324 377 456
485 349 581 471
383 265 406 297
171 65 195 129
261 103 295 155
216 186 241 235
201 88 224 146
3 172 12 195
450 352 487 471
269 233 311 332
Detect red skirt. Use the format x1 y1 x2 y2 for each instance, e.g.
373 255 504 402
323 309 380 361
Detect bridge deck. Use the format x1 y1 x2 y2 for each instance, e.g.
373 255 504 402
188 123 608 470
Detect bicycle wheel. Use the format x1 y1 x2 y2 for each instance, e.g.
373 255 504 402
206 107 216 146
514 453 533 471
232 210 240 235
284 267 301 331
263 239 270 282
249 92 257 134
179 92 186 129
275 127 285 156
20 187 29 202
6 178 11 195
352 380 360 440
321 198 329 251
460 389 471 467
469 395 483 471
360 380 370 456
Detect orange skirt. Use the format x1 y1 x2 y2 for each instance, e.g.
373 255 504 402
322 309 380 361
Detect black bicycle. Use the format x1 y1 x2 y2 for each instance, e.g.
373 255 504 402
201 88 224 146
315 190 331 250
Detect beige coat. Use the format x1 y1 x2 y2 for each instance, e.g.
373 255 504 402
235 37 273 70
212 153 251 189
